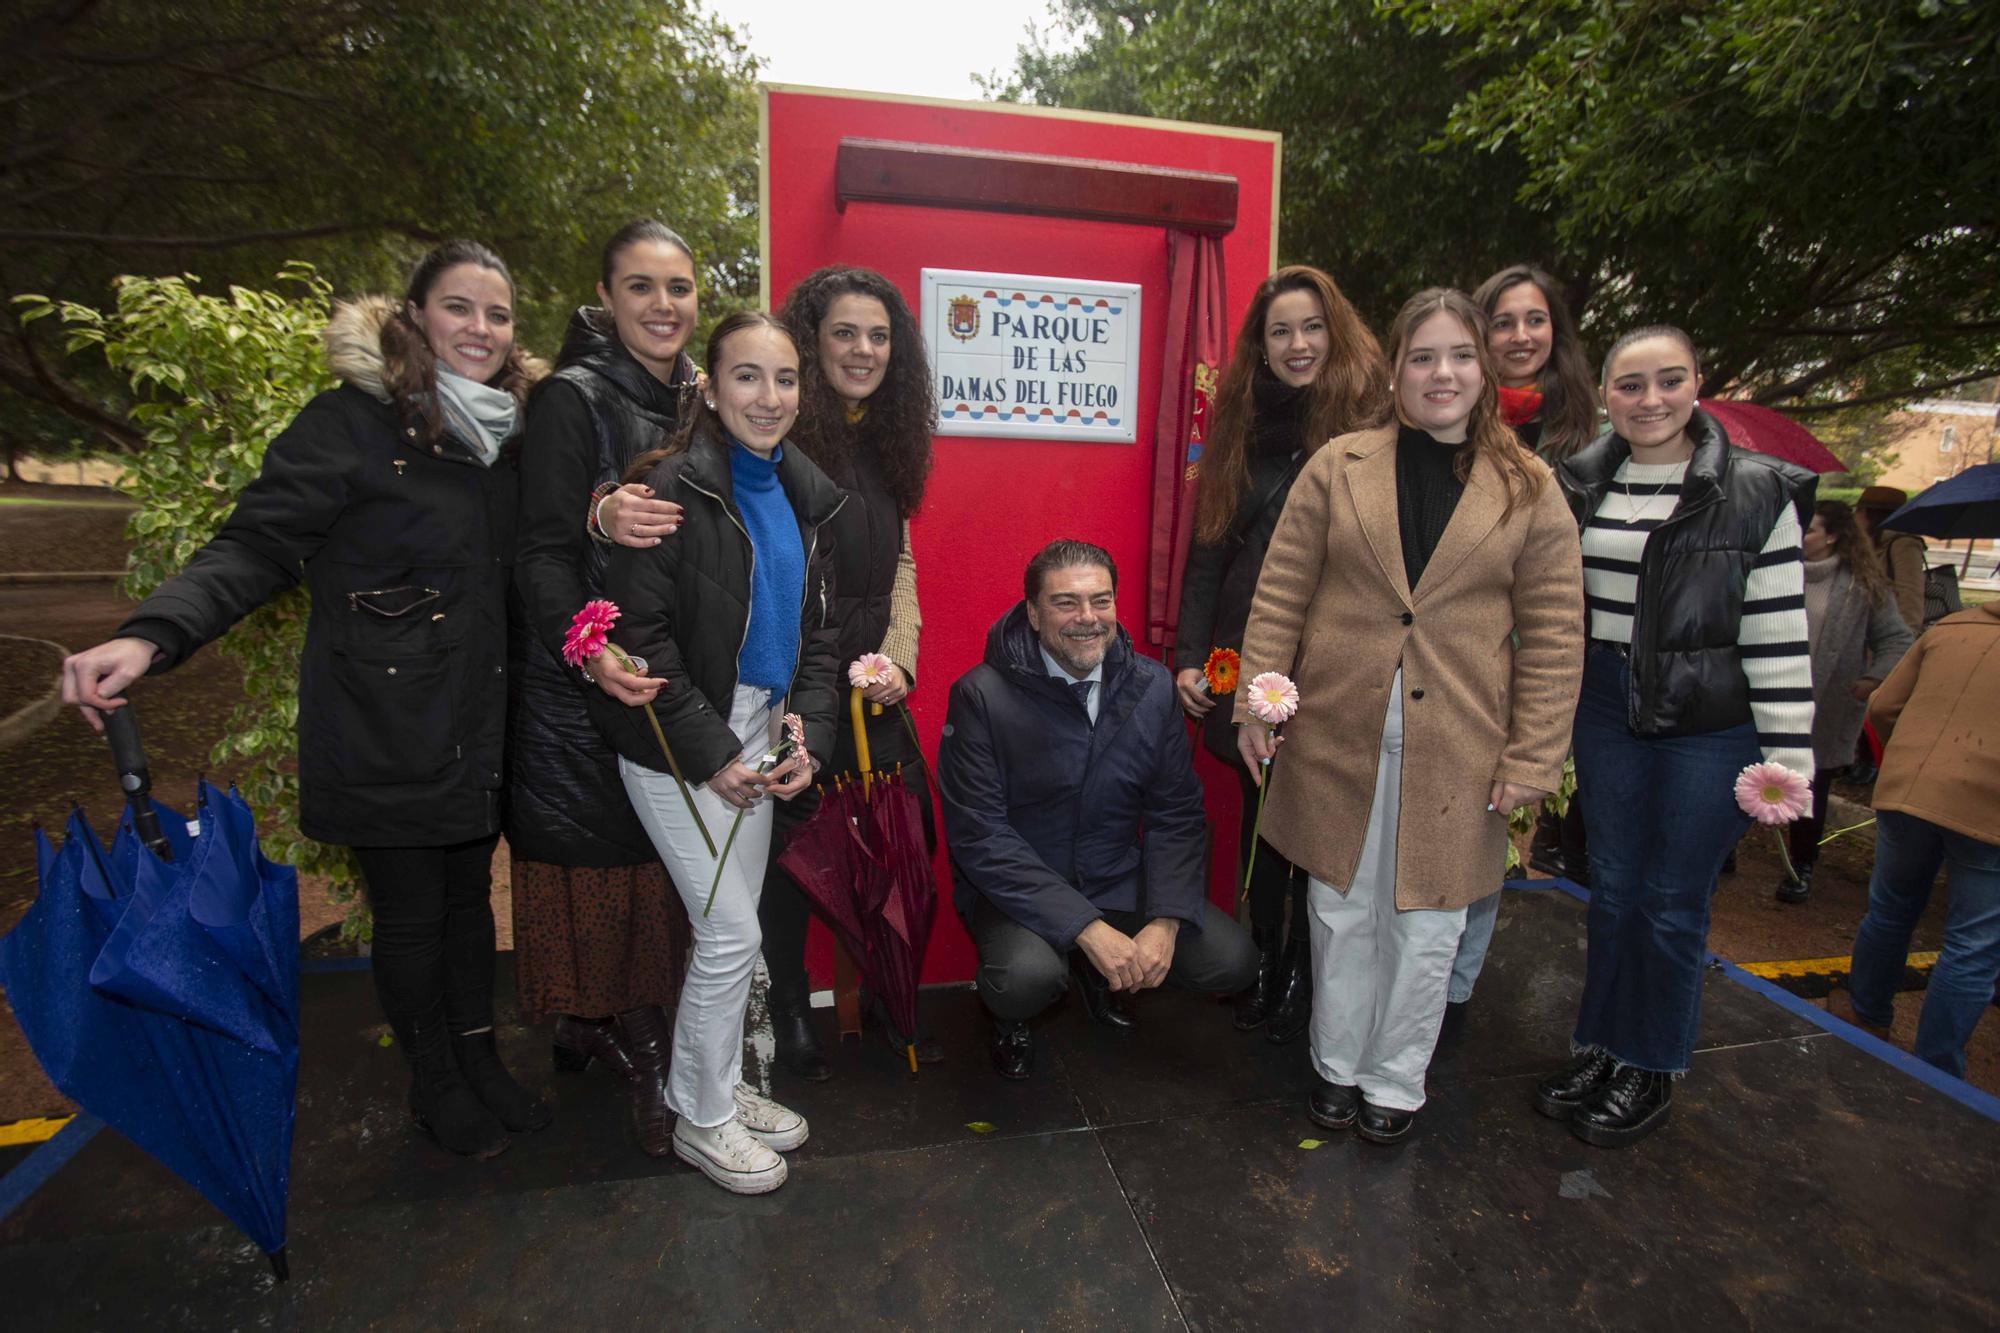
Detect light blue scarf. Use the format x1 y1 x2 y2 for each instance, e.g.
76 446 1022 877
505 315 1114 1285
433 366 519 466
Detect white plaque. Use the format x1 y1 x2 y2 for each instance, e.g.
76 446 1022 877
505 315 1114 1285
921 269 1142 443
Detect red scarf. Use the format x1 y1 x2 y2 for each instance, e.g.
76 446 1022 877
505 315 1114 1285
1497 383 1543 427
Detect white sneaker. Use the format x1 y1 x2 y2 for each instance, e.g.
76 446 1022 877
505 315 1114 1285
733 1082 810 1152
671 1115 788 1194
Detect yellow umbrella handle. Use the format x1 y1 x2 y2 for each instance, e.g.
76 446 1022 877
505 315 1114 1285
849 686 873 799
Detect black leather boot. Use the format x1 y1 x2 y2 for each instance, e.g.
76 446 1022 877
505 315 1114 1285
1308 1075 1359 1131
768 977 831 1082
990 1017 1033 1079
1527 807 1566 878
394 1004 509 1159
1775 860 1815 904
1069 950 1137 1031
1570 1063 1673 1147
552 1014 637 1080
1534 1048 1617 1120
1265 936 1313 1045
450 1027 551 1133
616 1004 676 1157
1233 925 1282 1031
864 991 945 1065
1357 1099 1416 1144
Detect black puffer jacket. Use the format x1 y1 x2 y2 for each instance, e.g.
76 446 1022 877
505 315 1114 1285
506 307 696 866
1558 407 1816 737
602 425 847 782
119 297 525 848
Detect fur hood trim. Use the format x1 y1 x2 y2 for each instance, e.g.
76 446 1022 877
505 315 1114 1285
323 294 549 409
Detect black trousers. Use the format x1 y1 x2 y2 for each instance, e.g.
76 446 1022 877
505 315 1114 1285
967 894 1260 1022
351 833 502 1034
1787 780 1835 870
1237 766 1309 942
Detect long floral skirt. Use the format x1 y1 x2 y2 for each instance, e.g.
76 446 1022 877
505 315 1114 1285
511 856 691 1020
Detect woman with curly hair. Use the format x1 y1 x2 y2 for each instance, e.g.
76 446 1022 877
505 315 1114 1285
761 265 938 1080
63 240 548 1160
1174 265 1389 1043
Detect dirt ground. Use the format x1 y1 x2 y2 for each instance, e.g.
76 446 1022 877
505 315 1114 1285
0 486 1992 1122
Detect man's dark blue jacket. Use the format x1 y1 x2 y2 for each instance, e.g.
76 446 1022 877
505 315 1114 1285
937 602 1209 952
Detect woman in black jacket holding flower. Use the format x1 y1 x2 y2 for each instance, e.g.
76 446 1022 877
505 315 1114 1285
1173 265 1388 1042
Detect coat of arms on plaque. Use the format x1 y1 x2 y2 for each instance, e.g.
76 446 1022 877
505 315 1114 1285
946 294 981 342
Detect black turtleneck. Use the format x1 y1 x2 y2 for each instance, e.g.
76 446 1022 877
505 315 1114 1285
1395 424 1466 588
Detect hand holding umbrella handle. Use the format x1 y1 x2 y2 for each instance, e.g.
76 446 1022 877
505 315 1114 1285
103 705 172 862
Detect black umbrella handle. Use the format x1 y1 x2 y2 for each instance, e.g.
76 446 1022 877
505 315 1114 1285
103 705 172 862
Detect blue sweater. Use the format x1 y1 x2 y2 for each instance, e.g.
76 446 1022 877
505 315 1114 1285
730 441 805 696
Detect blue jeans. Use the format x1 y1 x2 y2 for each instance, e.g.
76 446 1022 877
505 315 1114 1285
1571 645 1759 1074
1847 809 2000 1080
1448 890 1500 1004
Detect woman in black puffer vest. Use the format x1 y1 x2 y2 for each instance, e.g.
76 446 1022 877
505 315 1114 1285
506 219 700 1141
1173 265 1389 1043
761 266 937 1081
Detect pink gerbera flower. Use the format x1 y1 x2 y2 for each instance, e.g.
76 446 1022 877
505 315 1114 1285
561 599 620 667
848 652 895 689
1734 762 1811 826
1246 672 1300 725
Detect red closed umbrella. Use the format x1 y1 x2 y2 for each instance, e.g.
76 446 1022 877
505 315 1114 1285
1699 399 1848 474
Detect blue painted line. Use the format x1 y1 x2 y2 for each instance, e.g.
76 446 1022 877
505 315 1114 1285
1506 873 2000 1123
0 1113 102 1226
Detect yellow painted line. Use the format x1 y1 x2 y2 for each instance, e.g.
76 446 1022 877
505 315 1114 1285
1737 951 1940 979
0 1116 72 1149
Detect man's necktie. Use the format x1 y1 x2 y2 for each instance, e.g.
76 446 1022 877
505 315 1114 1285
1070 678 1094 727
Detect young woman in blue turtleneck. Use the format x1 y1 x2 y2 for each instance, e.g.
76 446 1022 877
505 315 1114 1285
601 311 847 1194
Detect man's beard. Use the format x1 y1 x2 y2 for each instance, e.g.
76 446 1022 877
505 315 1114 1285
1046 626 1109 675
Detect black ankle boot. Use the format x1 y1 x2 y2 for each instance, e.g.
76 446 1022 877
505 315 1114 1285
1527 808 1566 878
769 980 831 1082
552 1014 636 1080
1265 937 1313 1045
1069 950 1137 1031
450 1028 551 1133
1775 861 1815 904
1233 925 1282 1031
615 1004 675 1157
1571 1063 1673 1147
395 1006 509 1159
989 1017 1033 1079
1534 1048 1617 1120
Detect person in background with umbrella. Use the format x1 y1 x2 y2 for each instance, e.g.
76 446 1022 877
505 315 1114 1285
603 311 844 1194
1540 325 1817 1147
1173 265 1389 1044
1462 263 1602 1020
1775 500 1912 904
1856 486 1930 645
509 219 699 1151
762 266 937 1082
60 240 549 1160
1845 592 2000 1078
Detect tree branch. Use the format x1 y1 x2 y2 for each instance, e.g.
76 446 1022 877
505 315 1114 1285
0 328 143 451
0 221 445 250
1782 371 2000 417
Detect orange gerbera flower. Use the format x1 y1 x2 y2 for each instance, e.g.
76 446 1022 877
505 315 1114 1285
1202 646 1240 696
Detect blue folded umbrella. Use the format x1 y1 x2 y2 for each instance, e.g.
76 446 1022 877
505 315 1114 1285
0 784 299 1277
1882 462 2000 540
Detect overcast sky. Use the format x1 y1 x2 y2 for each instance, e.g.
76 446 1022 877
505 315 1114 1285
721 0 1070 100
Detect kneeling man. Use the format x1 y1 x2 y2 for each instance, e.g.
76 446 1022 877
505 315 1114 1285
939 539 1258 1077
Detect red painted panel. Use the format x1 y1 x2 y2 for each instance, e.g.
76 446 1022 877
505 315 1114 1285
764 88 1277 984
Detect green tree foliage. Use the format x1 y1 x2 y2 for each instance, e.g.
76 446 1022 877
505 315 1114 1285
3 1 759 445
14 268 365 930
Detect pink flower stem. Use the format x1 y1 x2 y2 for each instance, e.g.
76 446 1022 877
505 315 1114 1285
1770 827 1798 882
703 739 795 918
1242 726 1276 902
605 644 714 858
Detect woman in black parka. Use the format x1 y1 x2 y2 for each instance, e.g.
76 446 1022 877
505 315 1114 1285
1172 265 1388 1043
507 219 701 1150
62 241 548 1160
762 266 937 1081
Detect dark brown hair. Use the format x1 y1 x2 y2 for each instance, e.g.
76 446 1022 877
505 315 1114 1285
1472 263 1599 460
1813 499 1891 608
1602 324 1701 383
381 240 542 435
624 310 796 482
777 266 934 517
1025 538 1117 602
1386 287 1546 517
1194 265 1389 544
599 217 693 287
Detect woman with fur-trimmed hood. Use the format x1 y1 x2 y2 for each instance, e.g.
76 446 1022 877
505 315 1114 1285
63 241 550 1162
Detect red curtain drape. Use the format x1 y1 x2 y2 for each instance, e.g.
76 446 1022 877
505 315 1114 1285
1147 230 1228 653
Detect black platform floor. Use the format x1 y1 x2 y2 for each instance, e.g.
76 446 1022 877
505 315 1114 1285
3 888 1998 1329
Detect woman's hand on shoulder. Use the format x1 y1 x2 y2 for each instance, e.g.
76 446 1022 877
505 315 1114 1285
1175 667 1216 717
61 637 160 732
599 483 684 548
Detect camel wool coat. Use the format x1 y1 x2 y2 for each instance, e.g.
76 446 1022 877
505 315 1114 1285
1235 425 1585 910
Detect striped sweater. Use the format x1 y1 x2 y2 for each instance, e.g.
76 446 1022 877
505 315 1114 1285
1582 458 1816 780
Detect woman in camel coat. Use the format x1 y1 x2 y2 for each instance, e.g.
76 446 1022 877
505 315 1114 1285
1237 287 1583 1143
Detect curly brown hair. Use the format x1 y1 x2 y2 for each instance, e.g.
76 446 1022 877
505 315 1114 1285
1194 265 1389 544
1387 287 1546 518
1471 263 1599 461
777 266 934 517
1814 500 1892 608
380 240 543 436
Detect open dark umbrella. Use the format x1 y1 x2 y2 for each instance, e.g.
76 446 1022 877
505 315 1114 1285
1700 399 1848 474
0 715 299 1280
1881 463 2000 540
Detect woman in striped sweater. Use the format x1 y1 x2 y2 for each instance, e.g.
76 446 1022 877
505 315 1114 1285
1537 326 1816 1148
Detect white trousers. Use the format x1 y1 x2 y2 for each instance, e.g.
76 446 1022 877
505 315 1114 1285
620 684 778 1129
1307 670 1468 1112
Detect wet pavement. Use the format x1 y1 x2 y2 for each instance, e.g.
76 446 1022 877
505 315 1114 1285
3 888 1996 1329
